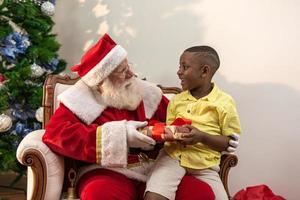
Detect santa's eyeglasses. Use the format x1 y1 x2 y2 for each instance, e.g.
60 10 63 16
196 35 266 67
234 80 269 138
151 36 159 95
111 62 137 77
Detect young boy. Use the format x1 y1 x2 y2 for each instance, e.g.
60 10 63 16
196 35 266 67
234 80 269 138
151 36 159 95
144 46 242 200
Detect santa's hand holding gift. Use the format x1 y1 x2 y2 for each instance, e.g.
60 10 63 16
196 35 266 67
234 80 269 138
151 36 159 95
42 34 214 200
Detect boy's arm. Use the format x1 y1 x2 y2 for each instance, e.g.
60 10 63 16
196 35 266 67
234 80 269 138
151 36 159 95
219 99 242 152
179 125 231 152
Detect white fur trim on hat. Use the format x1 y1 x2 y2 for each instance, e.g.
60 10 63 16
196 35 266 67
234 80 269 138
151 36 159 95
101 120 128 167
82 45 127 87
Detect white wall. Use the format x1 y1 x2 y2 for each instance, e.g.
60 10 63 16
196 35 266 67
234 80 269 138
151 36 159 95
53 1 300 199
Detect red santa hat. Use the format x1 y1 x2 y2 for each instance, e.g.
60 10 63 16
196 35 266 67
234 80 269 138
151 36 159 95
71 33 127 87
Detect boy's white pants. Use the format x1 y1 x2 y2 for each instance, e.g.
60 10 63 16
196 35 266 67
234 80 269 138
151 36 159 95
145 149 228 200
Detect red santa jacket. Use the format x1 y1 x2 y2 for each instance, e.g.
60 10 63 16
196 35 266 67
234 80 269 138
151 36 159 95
42 79 168 181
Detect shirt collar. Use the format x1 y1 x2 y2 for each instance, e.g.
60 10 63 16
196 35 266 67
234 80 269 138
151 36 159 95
202 83 219 101
183 83 219 102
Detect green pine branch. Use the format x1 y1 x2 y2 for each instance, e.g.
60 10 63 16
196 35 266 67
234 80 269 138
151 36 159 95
0 0 67 177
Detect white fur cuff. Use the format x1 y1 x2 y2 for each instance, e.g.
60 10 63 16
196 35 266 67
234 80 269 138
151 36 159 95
101 120 128 167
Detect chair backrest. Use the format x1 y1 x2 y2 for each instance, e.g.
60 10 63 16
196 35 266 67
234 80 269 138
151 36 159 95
42 74 237 198
43 75 80 128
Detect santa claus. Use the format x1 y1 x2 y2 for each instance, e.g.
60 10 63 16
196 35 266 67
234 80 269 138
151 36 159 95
42 34 215 200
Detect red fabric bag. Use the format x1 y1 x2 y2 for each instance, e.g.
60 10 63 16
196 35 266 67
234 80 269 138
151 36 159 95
233 184 286 200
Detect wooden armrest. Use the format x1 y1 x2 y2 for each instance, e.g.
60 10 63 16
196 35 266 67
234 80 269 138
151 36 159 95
219 154 238 198
20 149 47 200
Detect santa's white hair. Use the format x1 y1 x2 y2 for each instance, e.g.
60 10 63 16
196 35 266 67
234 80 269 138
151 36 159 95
93 77 143 110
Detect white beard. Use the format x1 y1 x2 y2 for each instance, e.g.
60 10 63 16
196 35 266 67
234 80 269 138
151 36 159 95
93 78 143 110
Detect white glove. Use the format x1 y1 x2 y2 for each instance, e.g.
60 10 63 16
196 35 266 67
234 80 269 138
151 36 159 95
126 121 156 148
224 133 240 154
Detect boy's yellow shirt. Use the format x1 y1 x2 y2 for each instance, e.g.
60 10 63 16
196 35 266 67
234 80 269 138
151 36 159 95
165 83 241 169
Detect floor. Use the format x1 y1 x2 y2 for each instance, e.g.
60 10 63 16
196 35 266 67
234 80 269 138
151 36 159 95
0 172 26 200
0 187 26 200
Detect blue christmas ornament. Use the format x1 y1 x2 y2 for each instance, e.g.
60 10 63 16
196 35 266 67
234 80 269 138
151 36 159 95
11 32 30 51
33 122 42 130
0 47 16 63
26 109 36 119
44 58 59 71
23 128 32 136
12 109 28 121
15 122 26 135
50 0 56 5
0 32 31 63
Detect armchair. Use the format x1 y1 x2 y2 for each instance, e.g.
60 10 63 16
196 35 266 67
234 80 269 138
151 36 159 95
16 74 238 200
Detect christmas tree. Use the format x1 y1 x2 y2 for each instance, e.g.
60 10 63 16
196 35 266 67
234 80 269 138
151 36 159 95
0 0 66 178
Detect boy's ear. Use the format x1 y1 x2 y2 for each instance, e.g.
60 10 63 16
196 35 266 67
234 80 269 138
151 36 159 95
201 65 210 77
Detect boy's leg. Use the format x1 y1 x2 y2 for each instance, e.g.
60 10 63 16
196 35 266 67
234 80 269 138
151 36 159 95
191 168 228 200
145 149 186 200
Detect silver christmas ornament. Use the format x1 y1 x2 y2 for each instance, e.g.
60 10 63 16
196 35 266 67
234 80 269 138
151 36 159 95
41 1 55 16
31 63 46 77
0 114 13 133
35 107 44 123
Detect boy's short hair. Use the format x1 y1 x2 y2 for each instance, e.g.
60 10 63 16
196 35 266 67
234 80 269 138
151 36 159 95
184 46 220 70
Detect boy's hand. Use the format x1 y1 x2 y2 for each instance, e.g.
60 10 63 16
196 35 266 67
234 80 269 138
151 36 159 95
179 125 205 145
175 126 190 134
179 125 234 152
164 126 190 140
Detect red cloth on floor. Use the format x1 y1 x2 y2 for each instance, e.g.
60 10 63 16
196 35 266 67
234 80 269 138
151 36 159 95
78 169 215 200
233 184 285 200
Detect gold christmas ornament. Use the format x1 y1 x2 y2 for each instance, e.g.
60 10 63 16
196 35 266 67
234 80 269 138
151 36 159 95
0 114 13 133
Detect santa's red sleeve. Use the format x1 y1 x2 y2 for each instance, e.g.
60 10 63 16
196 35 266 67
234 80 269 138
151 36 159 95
42 103 99 163
42 103 129 167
